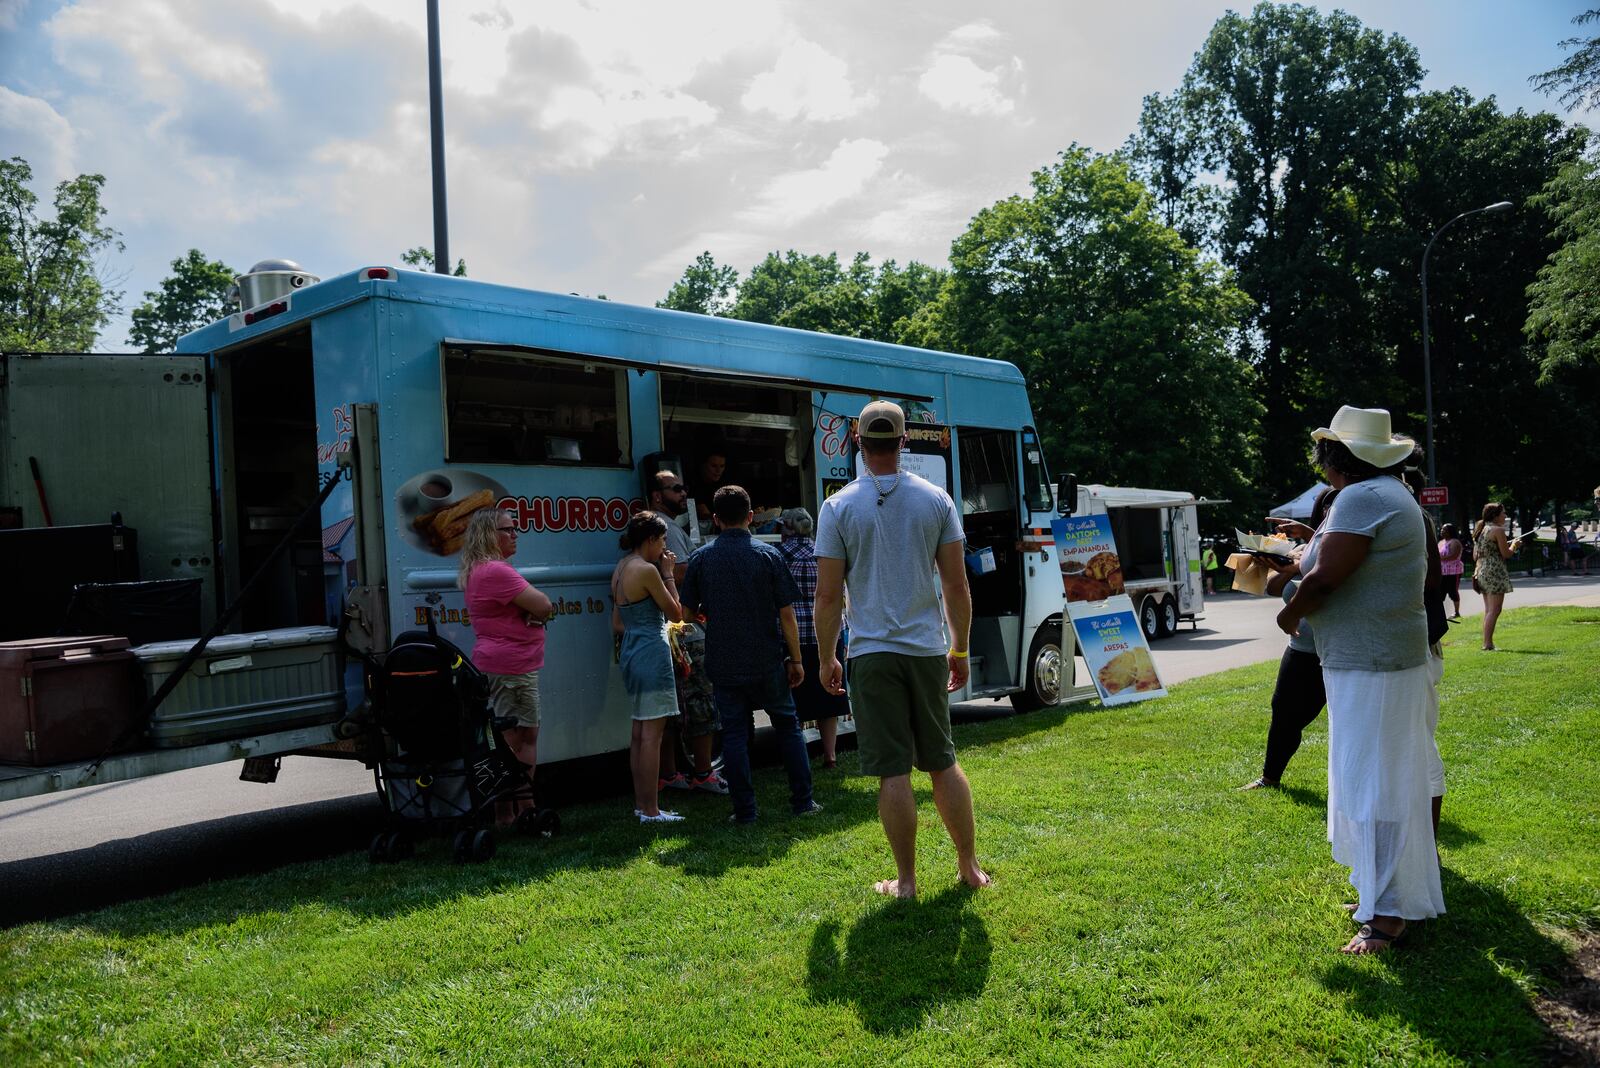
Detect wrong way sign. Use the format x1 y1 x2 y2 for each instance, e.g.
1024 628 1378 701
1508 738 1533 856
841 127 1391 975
1419 486 1449 506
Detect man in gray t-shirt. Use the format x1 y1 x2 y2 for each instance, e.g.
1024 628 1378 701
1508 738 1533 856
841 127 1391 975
814 399 990 899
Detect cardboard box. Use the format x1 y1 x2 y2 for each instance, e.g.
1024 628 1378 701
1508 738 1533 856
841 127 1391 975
1226 552 1273 596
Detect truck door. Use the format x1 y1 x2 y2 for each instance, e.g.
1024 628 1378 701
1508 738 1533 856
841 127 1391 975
953 427 1024 693
1170 505 1202 613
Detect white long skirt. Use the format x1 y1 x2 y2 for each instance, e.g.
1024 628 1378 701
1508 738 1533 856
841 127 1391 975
1325 663 1446 923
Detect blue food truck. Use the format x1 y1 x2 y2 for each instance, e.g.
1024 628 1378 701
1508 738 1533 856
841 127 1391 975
0 263 1079 800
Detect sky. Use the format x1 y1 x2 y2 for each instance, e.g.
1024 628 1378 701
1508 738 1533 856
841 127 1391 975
1 0 1595 351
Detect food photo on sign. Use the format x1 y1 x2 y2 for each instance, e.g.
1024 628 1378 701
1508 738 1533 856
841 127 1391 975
1050 515 1125 603
1070 599 1167 706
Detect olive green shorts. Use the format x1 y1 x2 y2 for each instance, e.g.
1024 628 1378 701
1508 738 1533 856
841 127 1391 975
847 653 956 777
487 671 541 729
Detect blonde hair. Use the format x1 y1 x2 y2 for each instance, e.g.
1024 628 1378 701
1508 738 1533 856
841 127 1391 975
457 508 509 589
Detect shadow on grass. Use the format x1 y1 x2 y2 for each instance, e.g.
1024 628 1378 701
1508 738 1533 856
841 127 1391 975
805 884 991 1034
1319 867 1575 1062
1436 818 1483 850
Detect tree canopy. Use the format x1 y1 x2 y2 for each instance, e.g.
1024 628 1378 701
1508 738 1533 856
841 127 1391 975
914 147 1261 514
0 156 122 351
1530 8 1600 114
128 249 236 352
400 246 467 276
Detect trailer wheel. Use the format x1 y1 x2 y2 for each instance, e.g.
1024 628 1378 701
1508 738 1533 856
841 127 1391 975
1010 622 1064 713
1158 597 1178 638
1140 596 1163 641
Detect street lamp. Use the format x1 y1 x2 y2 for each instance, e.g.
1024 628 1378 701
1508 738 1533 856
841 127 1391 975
1420 200 1514 486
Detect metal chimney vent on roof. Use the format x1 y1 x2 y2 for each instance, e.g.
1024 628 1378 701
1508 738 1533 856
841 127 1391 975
235 259 320 312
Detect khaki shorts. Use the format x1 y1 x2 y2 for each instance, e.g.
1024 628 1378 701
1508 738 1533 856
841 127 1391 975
847 653 956 777
488 671 541 729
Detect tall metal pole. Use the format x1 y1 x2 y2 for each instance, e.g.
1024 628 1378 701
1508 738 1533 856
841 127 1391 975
426 0 450 275
1419 201 1513 488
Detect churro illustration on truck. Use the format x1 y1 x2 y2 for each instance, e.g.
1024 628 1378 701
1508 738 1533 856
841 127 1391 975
411 489 495 555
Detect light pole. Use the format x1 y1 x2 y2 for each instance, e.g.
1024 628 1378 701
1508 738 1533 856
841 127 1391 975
426 0 450 275
1420 200 1513 486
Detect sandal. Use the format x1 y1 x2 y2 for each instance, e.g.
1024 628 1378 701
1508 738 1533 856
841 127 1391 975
1237 777 1278 791
1341 922 1404 954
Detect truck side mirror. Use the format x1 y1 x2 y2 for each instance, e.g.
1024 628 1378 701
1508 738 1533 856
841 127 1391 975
1057 473 1077 516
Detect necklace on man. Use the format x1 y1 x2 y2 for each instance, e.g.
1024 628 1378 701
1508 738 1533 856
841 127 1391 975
866 467 901 506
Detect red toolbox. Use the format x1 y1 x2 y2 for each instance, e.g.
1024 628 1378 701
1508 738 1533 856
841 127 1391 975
0 636 140 765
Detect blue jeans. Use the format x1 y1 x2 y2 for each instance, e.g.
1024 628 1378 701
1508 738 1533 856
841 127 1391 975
713 666 814 821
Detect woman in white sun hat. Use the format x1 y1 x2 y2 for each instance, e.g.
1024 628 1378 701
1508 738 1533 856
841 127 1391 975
1276 406 1444 955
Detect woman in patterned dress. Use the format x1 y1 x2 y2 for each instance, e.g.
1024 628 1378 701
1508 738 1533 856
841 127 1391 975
1472 503 1523 651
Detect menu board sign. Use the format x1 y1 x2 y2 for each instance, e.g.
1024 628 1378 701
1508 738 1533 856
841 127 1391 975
852 422 952 492
1068 596 1167 706
1051 515 1126 603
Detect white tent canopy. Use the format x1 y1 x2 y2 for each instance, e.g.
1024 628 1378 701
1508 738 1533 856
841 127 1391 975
1272 482 1331 521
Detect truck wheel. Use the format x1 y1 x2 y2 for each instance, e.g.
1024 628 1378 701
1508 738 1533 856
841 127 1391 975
1140 596 1163 641
1158 597 1178 638
1010 623 1064 713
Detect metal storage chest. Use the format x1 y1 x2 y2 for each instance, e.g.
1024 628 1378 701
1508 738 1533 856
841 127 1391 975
0 636 140 765
134 627 344 747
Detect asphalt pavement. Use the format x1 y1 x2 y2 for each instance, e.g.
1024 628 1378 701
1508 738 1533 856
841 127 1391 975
5 571 1597 924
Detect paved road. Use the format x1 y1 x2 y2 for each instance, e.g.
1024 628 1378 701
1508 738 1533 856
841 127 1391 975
5 572 1598 924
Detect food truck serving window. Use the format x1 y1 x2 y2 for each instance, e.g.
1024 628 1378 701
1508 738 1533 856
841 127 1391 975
443 348 631 467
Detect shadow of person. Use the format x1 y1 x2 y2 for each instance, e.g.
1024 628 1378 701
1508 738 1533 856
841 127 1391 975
805 884 991 1035
1319 867 1577 1061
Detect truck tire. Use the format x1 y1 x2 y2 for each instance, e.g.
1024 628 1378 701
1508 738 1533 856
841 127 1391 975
1010 622 1064 713
1140 596 1163 641
1158 597 1178 638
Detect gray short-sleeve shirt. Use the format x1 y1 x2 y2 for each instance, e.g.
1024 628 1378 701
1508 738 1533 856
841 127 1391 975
1297 476 1427 672
662 515 692 563
814 471 965 658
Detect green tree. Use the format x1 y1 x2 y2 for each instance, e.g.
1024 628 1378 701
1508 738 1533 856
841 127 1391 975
1132 3 1424 503
1526 144 1600 379
1530 9 1600 113
0 156 123 351
1371 90 1591 525
919 147 1261 514
400 246 466 275
128 249 237 352
657 251 738 315
658 249 945 344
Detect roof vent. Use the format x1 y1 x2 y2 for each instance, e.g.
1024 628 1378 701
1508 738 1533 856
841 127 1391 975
236 259 320 312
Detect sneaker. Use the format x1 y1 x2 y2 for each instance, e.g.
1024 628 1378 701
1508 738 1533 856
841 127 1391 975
728 813 757 825
793 800 824 817
691 771 730 795
659 773 691 791
637 809 686 823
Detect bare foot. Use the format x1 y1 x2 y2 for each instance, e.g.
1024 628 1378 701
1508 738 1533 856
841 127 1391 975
1340 919 1405 954
958 865 992 890
873 878 916 899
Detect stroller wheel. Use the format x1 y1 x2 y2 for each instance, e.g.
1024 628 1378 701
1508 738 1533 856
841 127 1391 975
450 829 472 864
470 828 497 863
368 832 390 863
385 831 413 861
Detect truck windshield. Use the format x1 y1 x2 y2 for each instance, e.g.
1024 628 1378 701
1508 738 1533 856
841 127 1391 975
1021 427 1052 514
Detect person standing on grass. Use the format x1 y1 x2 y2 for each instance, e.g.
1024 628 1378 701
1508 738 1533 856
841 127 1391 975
647 469 728 797
779 507 849 769
680 485 818 824
459 508 554 828
611 512 687 824
814 399 991 899
1239 487 1336 792
1277 405 1443 954
1438 523 1464 619
1472 503 1524 651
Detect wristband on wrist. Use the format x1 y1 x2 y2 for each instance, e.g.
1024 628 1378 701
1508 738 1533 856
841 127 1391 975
948 648 969 658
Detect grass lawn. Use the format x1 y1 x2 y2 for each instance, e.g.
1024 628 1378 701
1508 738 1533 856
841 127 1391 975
3 606 1598 1066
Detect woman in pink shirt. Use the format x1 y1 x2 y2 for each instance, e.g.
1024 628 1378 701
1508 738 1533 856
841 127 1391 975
1437 523 1464 619
459 508 554 826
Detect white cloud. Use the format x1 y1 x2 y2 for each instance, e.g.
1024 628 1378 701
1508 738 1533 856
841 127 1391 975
742 39 871 122
0 87 77 184
48 0 273 105
744 138 888 224
942 21 1004 47
0 0 26 31
858 183 964 247
919 53 1018 116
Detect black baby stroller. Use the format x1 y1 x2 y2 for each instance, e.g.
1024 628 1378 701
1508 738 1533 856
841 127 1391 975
365 621 558 863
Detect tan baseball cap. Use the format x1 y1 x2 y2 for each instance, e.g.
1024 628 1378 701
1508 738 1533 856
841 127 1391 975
857 399 905 439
